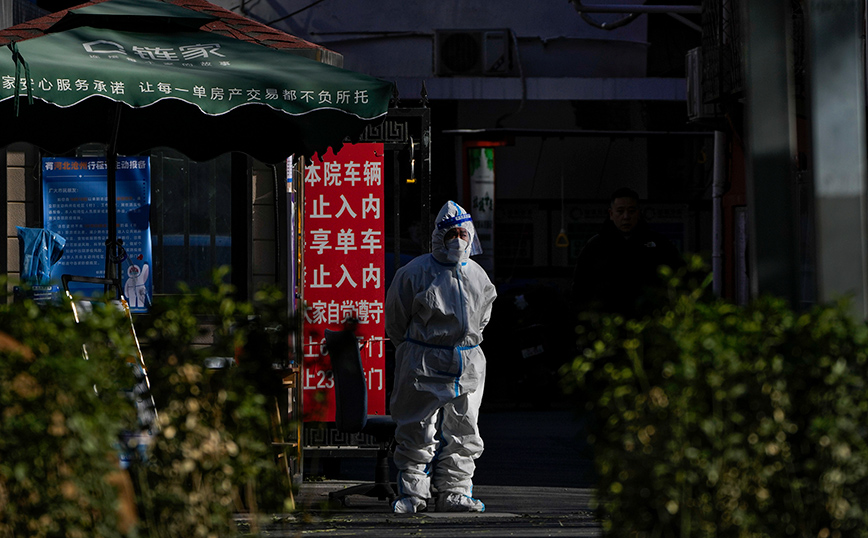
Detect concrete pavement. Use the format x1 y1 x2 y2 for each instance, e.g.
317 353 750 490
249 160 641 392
251 408 604 537
254 481 603 537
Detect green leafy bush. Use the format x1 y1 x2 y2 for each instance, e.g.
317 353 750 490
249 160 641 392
562 256 868 538
0 271 295 538
132 270 294 538
0 278 140 538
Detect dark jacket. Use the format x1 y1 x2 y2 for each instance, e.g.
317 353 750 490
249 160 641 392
571 219 683 316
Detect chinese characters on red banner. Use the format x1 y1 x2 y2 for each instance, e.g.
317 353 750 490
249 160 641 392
302 143 386 421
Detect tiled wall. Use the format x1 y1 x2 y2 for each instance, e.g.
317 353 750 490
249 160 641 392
5 143 38 295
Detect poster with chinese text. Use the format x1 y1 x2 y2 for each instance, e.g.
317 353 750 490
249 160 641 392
468 146 495 277
302 143 386 422
42 157 152 313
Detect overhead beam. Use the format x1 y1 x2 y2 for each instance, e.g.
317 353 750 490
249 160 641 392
442 128 714 138
393 77 686 102
569 2 701 14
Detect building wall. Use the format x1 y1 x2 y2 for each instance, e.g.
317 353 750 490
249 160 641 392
211 0 656 100
202 1 706 296
4 143 40 295
209 0 693 203
0 0 47 30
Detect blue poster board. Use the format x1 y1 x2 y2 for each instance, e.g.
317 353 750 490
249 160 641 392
42 157 152 313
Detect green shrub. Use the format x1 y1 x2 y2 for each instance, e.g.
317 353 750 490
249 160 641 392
562 256 868 538
0 270 296 538
132 270 294 537
0 278 141 538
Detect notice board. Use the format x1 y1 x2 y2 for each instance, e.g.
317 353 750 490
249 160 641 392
42 157 152 313
301 143 386 422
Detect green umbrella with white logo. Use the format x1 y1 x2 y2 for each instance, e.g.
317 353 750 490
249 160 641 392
0 0 393 162
0 0 394 281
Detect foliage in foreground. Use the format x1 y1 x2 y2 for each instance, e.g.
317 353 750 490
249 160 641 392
562 256 868 538
0 270 295 538
0 281 140 538
133 271 294 537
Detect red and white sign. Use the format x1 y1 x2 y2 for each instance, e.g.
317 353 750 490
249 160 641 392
302 143 386 422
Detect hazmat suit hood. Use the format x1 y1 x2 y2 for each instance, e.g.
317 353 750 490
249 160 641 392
431 201 483 263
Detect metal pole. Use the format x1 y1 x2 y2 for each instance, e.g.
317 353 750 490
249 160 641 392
105 102 122 297
421 107 432 252
712 131 726 297
808 0 868 318
741 0 801 304
392 150 401 273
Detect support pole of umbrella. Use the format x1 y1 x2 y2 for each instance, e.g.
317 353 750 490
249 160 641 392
105 102 124 299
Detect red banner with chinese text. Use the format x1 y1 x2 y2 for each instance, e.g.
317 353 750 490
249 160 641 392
302 143 386 422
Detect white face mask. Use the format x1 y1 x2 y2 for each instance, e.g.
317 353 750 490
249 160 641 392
445 237 469 262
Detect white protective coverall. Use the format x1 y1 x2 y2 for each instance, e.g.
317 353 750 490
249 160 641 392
385 201 497 504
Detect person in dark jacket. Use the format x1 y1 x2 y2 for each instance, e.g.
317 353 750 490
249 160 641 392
571 187 683 316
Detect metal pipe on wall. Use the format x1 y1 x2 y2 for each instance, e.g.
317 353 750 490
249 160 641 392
712 131 726 297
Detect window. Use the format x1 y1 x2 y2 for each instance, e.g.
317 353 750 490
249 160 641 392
149 149 232 293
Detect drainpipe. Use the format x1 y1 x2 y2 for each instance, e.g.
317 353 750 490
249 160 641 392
712 131 726 297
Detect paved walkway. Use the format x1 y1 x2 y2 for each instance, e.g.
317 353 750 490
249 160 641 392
253 409 603 537
254 481 603 537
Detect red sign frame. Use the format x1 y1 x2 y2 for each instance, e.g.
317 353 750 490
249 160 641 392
301 143 386 422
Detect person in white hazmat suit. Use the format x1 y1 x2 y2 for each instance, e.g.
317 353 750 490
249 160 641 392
385 201 497 514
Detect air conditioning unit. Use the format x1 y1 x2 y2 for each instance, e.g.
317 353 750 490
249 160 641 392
434 29 515 76
686 47 720 122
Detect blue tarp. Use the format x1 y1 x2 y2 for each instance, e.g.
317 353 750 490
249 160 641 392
17 226 65 286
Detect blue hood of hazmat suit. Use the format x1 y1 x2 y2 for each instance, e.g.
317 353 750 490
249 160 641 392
431 200 483 263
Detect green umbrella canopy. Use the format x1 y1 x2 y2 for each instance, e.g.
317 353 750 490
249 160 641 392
0 0 395 163
0 0 395 284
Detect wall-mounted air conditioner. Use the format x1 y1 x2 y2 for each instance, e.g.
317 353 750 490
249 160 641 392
686 47 720 122
434 29 515 76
